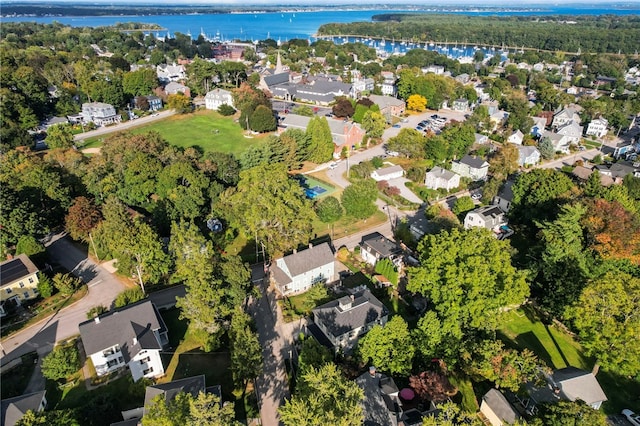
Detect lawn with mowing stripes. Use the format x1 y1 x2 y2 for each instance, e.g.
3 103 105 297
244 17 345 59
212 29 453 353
83 110 267 155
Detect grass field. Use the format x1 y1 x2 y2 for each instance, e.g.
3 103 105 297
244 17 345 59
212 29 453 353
498 305 640 414
82 110 267 155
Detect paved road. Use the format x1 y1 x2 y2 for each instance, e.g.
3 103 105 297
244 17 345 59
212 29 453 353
74 109 176 142
536 148 600 170
0 233 126 365
249 276 307 426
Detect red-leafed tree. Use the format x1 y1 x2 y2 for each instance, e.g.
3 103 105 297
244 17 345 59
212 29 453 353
332 97 354 118
65 196 102 242
409 371 458 403
582 199 640 264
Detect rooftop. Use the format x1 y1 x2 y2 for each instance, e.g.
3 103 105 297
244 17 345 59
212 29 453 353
312 289 387 339
0 254 38 287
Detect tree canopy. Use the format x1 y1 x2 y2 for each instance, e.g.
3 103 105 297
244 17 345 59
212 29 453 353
358 316 415 375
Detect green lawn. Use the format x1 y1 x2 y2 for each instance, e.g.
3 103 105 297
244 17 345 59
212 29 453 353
499 306 587 370
498 305 640 414
82 110 267 155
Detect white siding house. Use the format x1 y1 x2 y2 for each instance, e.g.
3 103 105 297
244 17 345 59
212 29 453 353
271 243 335 295
0 254 40 317
204 88 234 110
79 301 169 382
586 118 609 138
450 155 489 181
371 165 404 182
81 102 121 126
312 288 388 350
425 167 461 190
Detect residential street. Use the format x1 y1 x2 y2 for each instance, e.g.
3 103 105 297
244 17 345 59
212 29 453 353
249 276 307 426
73 109 175 142
0 233 126 366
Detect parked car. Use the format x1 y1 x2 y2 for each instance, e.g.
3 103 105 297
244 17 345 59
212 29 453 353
386 151 400 157
471 193 482 201
392 124 401 128
328 162 338 170
623 409 640 426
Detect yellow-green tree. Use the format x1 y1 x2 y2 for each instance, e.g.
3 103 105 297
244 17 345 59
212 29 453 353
407 94 427 112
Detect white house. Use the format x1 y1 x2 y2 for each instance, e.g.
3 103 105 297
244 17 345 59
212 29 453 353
556 121 583 144
156 63 186 83
517 146 541 167
312 288 388 350
425 167 461 191
379 71 397 96
586 118 609 138
542 130 572 154
79 300 169 382
270 243 335 296
359 232 402 267
480 389 520 426
464 205 507 232
204 88 234 110
493 179 515 213
507 129 524 145
450 155 489 181
0 254 40 317
552 107 581 128
371 165 404 182
81 102 121 126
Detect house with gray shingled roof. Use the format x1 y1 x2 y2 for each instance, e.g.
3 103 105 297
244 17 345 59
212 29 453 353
480 389 520 426
312 288 388 350
359 232 402 268
1 391 47 426
79 300 169 382
450 155 489 181
356 367 403 426
526 367 607 411
270 243 335 296
464 205 507 232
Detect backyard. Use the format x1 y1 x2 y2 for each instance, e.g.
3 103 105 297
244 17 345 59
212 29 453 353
80 110 266 155
498 304 640 414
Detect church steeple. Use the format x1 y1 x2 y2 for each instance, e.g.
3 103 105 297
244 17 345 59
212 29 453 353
275 51 283 74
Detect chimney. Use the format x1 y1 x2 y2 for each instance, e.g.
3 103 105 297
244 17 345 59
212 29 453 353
350 295 355 302
293 249 297 254
133 337 138 346
94 316 100 324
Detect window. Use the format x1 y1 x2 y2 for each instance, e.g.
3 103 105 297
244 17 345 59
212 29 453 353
29 277 34 284
23 292 29 299
19 282 25 288
143 367 154 375
139 356 151 364
6 288 12 294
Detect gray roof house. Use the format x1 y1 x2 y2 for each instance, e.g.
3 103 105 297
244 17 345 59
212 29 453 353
527 367 607 411
312 288 388 351
480 389 520 426
271 243 335 296
359 232 402 267
552 107 581 128
556 121 584 144
79 300 169 382
450 155 489 181
356 366 403 426
493 179 515 213
371 165 404 182
368 94 405 117
425 167 461 191
1 391 47 426
464 205 507 232
517 146 541 167
81 102 121 126
1 254 40 317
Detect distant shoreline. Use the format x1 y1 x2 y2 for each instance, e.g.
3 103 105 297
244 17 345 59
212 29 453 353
5 3 638 19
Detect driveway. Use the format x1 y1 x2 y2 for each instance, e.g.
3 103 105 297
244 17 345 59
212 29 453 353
1 233 126 365
386 176 423 204
74 109 176 142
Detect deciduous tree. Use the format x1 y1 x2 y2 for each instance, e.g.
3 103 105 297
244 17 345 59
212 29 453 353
408 228 529 361
409 371 458 403
407 94 427 112
341 179 378 219
65 196 102 242
315 196 343 224
45 124 75 149
143 392 238 426
42 342 80 381
361 110 386 138
565 272 640 377
358 316 414 375
306 116 335 163
279 364 364 426
218 163 315 256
